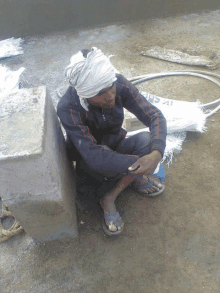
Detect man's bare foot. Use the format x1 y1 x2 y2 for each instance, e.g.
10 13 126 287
100 195 124 234
99 175 134 235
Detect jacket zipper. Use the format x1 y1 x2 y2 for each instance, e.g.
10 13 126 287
102 108 106 121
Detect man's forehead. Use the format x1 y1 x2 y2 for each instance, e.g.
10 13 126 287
97 82 115 95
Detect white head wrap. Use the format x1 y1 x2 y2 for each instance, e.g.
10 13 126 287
65 47 117 111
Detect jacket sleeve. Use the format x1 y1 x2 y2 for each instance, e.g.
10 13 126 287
57 106 138 177
119 76 167 157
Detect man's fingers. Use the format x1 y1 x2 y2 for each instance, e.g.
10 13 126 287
128 164 140 172
129 166 147 176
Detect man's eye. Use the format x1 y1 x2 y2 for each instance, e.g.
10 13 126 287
97 84 114 96
97 91 105 96
98 89 107 96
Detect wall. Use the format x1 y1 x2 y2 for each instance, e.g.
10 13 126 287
0 0 220 38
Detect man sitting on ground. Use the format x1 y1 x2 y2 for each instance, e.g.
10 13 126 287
57 47 167 236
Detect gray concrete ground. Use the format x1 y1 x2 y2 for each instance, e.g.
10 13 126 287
1 9 220 292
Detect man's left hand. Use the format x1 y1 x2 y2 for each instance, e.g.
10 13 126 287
128 150 162 176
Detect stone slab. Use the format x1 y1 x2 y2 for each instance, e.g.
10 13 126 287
0 86 78 242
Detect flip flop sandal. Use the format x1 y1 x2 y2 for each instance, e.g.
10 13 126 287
102 211 124 236
131 177 165 198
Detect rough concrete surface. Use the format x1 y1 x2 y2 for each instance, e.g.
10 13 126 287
1 9 220 292
0 87 45 158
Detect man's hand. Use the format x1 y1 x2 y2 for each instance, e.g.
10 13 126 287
128 150 162 176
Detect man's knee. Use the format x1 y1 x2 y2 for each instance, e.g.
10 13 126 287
131 132 152 156
117 131 152 156
133 131 151 146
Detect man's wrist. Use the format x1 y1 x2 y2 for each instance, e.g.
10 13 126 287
151 150 162 161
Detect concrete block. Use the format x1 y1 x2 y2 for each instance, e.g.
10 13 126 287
0 86 78 242
123 117 146 132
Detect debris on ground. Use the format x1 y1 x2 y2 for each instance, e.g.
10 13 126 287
0 38 24 59
141 46 219 69
0 197 24 243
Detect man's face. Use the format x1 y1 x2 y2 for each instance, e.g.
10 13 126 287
88 83 116 109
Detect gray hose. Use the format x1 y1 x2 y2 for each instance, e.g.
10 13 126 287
128 70 220 82
160 70 220 107
130 71 220 87
206 104 220 117
129 70 220 111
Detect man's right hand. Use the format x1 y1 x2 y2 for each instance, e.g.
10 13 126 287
128 150 162 177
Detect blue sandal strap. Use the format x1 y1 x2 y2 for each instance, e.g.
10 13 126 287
104 212 120 223
132 177 154 190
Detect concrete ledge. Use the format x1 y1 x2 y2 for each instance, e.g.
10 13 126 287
0 86 78 242
123 117 146 132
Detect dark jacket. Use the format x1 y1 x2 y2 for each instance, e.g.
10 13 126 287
57 74 167 177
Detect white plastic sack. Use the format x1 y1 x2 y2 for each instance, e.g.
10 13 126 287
0 65 25 96
142 91 206 133
125 91 206 134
